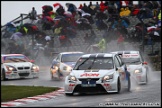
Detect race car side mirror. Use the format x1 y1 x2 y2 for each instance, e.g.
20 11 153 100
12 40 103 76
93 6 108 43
142 62 147 65
116 68 118 71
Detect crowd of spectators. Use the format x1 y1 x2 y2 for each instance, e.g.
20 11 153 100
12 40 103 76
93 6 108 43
2 1 161 55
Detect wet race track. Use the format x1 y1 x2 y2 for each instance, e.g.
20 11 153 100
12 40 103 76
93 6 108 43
1 67 161 107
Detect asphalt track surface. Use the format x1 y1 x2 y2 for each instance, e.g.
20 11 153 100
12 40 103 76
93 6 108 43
1 67 161 107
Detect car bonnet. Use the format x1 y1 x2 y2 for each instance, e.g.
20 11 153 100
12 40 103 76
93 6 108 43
3 62 33 68
71 69 115 78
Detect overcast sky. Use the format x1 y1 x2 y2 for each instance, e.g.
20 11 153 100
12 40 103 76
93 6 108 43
1 1 99 25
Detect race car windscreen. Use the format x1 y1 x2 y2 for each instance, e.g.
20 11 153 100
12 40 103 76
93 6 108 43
3 56 29 63
73 57 114 70
61 54 84 62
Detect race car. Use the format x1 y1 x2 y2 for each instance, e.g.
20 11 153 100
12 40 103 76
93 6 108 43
64 53 131 95
111 51 148 84
50 52 84 80
1 54 39 81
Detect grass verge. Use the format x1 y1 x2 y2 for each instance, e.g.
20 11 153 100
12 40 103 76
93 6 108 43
1 85 59 102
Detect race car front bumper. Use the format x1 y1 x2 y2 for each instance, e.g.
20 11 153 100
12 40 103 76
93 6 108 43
5 71 39 79
64 77 118 94
134 73 147 84
131 70 147 84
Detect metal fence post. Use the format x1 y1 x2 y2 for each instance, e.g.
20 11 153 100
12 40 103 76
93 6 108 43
20 14 23 25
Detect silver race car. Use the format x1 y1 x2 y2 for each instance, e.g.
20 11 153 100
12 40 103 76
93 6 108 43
64 53 131 95
50 52 84 80
111 51 148 84
1 54 39 81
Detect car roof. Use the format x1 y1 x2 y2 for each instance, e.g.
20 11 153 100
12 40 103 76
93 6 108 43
60 52 84 55
81 53 116 58
111 51 140 54
1 54 25 57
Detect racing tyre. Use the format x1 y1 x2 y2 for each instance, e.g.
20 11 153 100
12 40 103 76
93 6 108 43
117 78 121 94
65 93 73 96
127 76 131 91
2 70 7 81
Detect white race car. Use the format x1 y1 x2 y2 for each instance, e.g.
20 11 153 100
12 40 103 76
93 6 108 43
64 53 131 95
111 51 148 84
1 54 39 81
50 52 84 80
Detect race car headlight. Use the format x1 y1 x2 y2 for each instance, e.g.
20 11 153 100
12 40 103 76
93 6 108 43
52 65 59 70
103 74 113 81
6 65 17 71
63 66 72 71
31 65 39 71
68 75 77 82
134 69 142 73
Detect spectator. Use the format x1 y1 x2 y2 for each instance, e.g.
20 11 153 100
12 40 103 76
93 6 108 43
82 3 89 13
35 34 46 45
95 2 100 10
158 10 161 27
29 7 37 20
67 4 76 16
78 4 83 9
59 35 71 47
56 6 65 16
97 38 106 52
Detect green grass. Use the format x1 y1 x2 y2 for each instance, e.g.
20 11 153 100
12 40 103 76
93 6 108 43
1 85 59 102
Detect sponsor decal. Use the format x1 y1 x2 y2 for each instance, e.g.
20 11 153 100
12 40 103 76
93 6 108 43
122 54 130 58
68 84 75 91
69 84 75 86
122 54 139 58
104 83 111 90
80 73 99 77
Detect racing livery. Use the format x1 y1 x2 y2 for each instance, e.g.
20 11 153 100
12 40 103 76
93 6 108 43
1 54 39 81
64 53 131 95
111 51 148 84
50 52 84 80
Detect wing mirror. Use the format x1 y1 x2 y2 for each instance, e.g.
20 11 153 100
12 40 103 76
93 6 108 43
116 67 118 71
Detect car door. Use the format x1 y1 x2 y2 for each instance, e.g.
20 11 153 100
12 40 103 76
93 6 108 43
114 55 126 85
